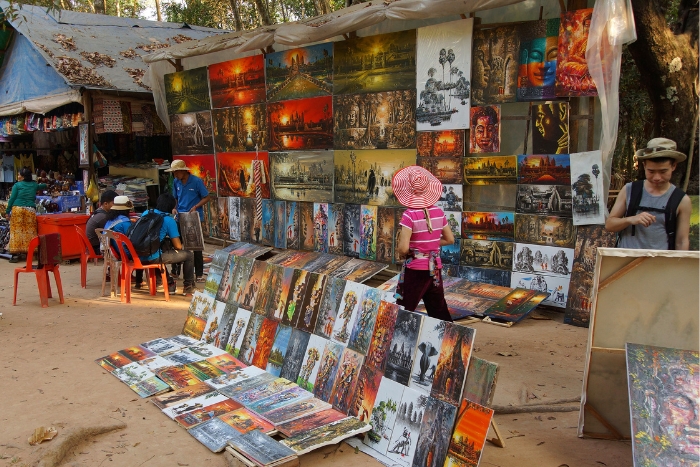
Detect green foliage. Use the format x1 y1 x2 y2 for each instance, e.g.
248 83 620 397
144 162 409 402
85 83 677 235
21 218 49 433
163 0 230 28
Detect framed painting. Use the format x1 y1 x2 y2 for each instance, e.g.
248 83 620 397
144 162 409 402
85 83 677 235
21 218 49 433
267 97 333 151
266 43 333 102
208 55 266 108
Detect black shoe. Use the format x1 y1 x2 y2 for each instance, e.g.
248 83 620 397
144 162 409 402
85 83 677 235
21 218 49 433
134 282 144 289
182 285 197 295
8 255 18 263
168 282 176 294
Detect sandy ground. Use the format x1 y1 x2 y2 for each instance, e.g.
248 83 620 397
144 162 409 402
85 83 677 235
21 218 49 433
0 253 633 467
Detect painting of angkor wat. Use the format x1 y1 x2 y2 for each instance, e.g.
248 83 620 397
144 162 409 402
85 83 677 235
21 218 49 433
266 44 333 102
212 105 267 153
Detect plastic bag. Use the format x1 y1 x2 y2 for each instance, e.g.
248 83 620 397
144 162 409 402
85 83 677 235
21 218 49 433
86 176 99 203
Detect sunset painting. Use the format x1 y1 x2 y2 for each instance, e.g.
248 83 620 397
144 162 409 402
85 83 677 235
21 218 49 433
209 55 266 108
267 97 333 151
444 399 494 467
217 152 270 199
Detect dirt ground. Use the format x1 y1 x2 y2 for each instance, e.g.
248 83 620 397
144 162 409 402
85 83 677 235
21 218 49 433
0 252 633 467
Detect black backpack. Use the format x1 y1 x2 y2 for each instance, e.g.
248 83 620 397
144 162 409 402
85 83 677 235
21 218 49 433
127 210 165 257
624 180 686 250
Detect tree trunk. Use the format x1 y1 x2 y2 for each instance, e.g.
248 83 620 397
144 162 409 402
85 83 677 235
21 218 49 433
154 0 162 21
94 0 105 14
229 0 243 30
115 0 121 16
253 0 273 25
319 0 331 15
628 0 698 183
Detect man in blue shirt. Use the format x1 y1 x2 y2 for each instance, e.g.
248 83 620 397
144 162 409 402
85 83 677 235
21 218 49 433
166 159 210 282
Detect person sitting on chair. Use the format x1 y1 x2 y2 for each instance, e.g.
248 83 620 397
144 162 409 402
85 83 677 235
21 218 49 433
86 190 118 252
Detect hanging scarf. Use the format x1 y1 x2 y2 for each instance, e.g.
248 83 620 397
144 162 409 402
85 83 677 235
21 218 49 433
394 249 442 301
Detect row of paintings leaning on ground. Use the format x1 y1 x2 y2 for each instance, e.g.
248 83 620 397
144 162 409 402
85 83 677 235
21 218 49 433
95 247 507 467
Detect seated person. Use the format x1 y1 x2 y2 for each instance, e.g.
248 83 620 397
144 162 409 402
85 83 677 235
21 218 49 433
103 195 135 247
86 190 118 251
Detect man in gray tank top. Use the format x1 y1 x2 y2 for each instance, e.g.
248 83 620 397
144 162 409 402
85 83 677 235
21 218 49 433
606 138 691 250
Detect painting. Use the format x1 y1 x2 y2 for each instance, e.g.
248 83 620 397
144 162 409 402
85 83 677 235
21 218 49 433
282 269 310 326
385 309 422 386
462 211 514 241
188 418 241 453
270 151 334 203
409 316 445 396
417 156 463 184
201 300 226 346
563 225 616 326
297 273 327 332
207 353 245 374
431 323 476 406
212 105 267 153
314 277 346 339
328 203 345 255
359 205 378 261
182 291 214 339
261 199 275 246
174 155 217 193
441 240 461 266
217 198 230 241
386 387 425 464
471 25 520 105
332 281 366 345
443 292 495 320
510 271 568 308
333 91 416 150
217 373 277 399
556 8 597 97
485 286 538 320
279 329 311 382
277 408 349 438
514 213 576 248
219 407 275 434
151 381 214 410
365 377 406 454
347 287 382 355
444 399 494 467
266 43 333 102
416 19 473 130
141 338 180 355
512 243 574 277
237 314 264 365
333 29 416 95
227 256 253 306
239 197 254 242
237 260 266 311
412 397 457 467
299 201 315 251
463 155 517 185
460 282 511 301
229 197 241 241
469 105 500 154
164 67 210 114
532 102 570 154
234 377 296 407
329 348 365 413
79 123 89 165
250 318 279 368
348 365 384 421
435 185 463 213
334 259 388 283
626 343 700 467
247 386 314 415
416 130 465 158
313 340 345 402
171 112 214 155
281 417 370 456
216 152 270 199
460 239 513 269
376 207 395 263
314 255 352 275
343 203 361 257
570 150 606 225
286 201 300 250
517 18 560 101
174 398 242 428
296 334 329 392
517 154 571 185
260 397 331 426
313 203 330 253
208 55 266 108
463 357 499 406
267 96 333 151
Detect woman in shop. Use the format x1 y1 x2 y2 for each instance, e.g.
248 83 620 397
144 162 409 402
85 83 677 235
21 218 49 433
392 165 454 322
6 167 47 263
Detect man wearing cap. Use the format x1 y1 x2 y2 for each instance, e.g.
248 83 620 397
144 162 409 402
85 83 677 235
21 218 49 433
86 190 118 252
606 138 691 250
166 159 210 282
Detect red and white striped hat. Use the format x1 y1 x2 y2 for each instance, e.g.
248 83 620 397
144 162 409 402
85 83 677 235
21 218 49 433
391 165 443 209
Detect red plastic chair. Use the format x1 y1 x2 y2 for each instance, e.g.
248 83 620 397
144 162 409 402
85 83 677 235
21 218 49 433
75 225 103 288
13 236 65 308
105 231 170 303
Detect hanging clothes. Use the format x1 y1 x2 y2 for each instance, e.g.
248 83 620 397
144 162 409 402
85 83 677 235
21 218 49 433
2 153 15 182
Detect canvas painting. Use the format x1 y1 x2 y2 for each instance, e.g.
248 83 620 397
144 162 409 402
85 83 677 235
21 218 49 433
314 277 346 339
237 314 265 365
441 240 461 267
227 256 253 306
270 267 295 321
297 273 327 332
174 155 217 194
485 286 538 320
239 197 254 242
183 292 215 339
212 105 268 153
282 269 310 326
217 198 230 241
171 112 214 155
327 203 344 255
431 323 476 406
463 357 499 407
556 9 597 97
359 205 378 261
285 201 300 250
443 292 495 320
229 197 241 241
385 309 423 386
227 428 296 465
245 386 313 415
250 318 279 369
187 417 241 453
517 154 571 185
299 201 315 251
219 407 275 435
151 382 214 410
417 156 463 184
267 96 333 151
238 260 267 311
118 345 156 362
281 417 371 455
510 271 568 308
217 373 277 399
516 184 573 217
277 408 348 438
313 203 330 253
512 243 574 277
266 43 334 102
313 340 346 403
233 377 297 406
215 302 240 350
175 398 242 428
365 377 406 454
347 287 383 355
261 397 331 426
409 316 446 396
188 342 228 359
343 203 361 258
261 199 275 246
532 102 570 154
333 91 416 150
157 365 202 389
112 362 155 386
130 376 170 398
463 155 518 185
334 259 389 283
207 353 245 374
164 67 210 114
334 30 416 95
517 18 560 101
348 365 384 421
444 399 494 467
168 335 201 348
443 265 460 279
462 211 514 241
460 239 514 270
436 185 463 212
269 150 334 203
332 281 366 345
416 19 473 130
141 338 181 355
202 201 216 239
208 55 266 108
412 397 458 467
376 207 395 263
385 387 425 464
329 348 365 413
217 152 270 199
296 334 329 392
570 150 606 225
278 328 311 381
514 213 576 248
202 300 227 346
469 105 501 154
626 343 699 467
274 200 286 248
416 130 465 158
334 150 416 206
471 25 520 105
312 255 352 275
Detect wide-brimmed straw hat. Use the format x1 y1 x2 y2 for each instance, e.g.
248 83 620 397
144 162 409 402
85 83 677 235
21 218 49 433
635 138 687 162
111 195 134 210
164 159 192 172
391 166 443 209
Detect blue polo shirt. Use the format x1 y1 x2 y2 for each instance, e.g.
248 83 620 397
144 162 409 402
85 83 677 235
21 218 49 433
141 209 181 262
173 174 208 220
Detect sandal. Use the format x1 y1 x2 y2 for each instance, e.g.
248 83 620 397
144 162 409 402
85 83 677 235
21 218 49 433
196 276 206 283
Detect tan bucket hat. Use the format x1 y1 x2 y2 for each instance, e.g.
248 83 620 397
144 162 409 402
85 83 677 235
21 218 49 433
164 159 192 172
635 138 687 162
111 195 134 210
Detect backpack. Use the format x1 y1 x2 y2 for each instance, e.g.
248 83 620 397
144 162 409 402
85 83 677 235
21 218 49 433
624 180 686 250
127 210 165 258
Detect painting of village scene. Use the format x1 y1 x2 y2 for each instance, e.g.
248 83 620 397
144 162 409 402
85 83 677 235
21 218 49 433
462 211 514 240
164 67 211 114
217 152 270 199
334 150 415 206
208 55 266 108
173 155 216 194
170 112 214 155
517 154 570 185
444 399 494 467
416 130 465 158
266 43 333 102
269 151 334 203
516 185 573 216
417 156 462 184
471 25 520 105
515 213 576 248
556 8 597 96
267 96 333 151
460 239 513 269
464 156 517 185
333 30 416 95
212 105 267 152
333 91 416 150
